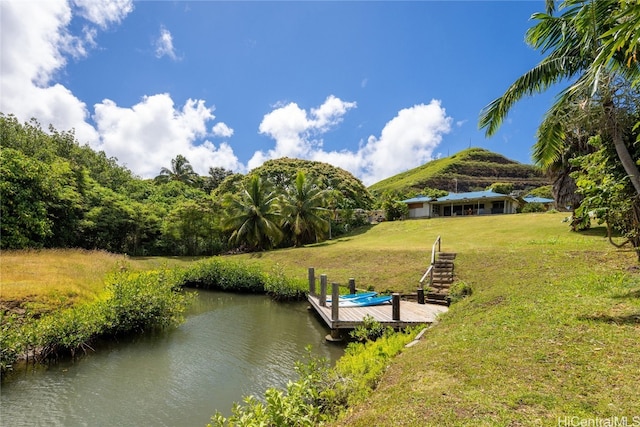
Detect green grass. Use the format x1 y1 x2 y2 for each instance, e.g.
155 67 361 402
2 213 639 425
0 249 197 316
223 213 639 425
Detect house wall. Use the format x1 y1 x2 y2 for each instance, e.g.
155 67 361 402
406 197 519 219
408 202 430 218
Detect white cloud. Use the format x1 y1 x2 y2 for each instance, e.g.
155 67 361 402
250 98 452 185
155 26 178 60
0 0 242 179
356 101 452 184
72 0 133 29
212 122 234 138
249 96 357 169
0 0 93 143
0 0 133 145
93 94 243 178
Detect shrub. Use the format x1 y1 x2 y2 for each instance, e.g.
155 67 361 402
0 312 30 372
263 265 307 301
521 202 546 213
102 269 190 335
7 269 191 365
448 280 473 304
209 347 331 427
180 258 306 300
349 314 390 342
209 328 421 425
179 258 265 293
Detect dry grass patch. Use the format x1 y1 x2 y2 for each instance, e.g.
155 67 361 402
0 249 196 316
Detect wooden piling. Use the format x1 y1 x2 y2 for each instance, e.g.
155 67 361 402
417 288 425 304
331 282 340 321
319 274 327 307
392 293 401 320
308 267 315 296
348 278 356 294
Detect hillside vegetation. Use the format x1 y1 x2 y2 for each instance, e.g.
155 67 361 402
369 148 549 195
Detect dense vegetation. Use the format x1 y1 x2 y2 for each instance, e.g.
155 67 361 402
0 114 373 256
368 148 549 197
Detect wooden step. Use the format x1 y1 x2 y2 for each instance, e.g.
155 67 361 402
438 252 457 260
432 271 454 278
432 280 453 287
432 270 453 275
425 292 450 306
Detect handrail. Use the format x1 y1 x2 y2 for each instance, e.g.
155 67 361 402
430 235 441 265
419 265 433 284
419 235 441 287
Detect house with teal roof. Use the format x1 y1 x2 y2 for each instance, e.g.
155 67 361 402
402 190 522 219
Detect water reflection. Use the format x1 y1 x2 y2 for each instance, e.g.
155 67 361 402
1 290 343 427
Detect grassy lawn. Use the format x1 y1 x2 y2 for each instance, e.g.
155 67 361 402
0 249 196 315
2 213 639 425
233 213 640 425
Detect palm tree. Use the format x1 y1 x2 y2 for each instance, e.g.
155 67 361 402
223 175 283 251
155 154 200 186
479 0 640 195
279 171 329 247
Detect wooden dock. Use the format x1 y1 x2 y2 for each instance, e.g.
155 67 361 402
307 294 448 330
305 268 448 340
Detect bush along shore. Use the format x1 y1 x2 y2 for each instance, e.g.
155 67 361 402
0 257 308 376
209 323 423 427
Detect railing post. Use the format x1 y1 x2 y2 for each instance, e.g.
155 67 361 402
308 267 315 296
348 278 356 294
331 282 340 321
319 274 327 307
417 288 425 304
392 293 401 321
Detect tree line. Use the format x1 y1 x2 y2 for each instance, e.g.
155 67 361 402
0 114 373 256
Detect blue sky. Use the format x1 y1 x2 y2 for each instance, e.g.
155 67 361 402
1 1 557 185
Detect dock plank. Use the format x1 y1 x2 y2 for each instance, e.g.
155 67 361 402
307 295 448 330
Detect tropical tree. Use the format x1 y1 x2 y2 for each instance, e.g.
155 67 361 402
162 199 219 256
0 149 53 248
279 171 329 247
479 0 640 195
203 166 233 193
155 154 200 187
223 175 283 251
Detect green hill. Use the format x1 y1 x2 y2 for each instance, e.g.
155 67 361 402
369 147 549 195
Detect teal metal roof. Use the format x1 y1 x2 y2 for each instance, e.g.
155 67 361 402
402 190 513 204
523 196 554 204
401 195 433 203
434 190 509 202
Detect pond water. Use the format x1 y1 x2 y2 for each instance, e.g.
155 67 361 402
0 290 344 427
